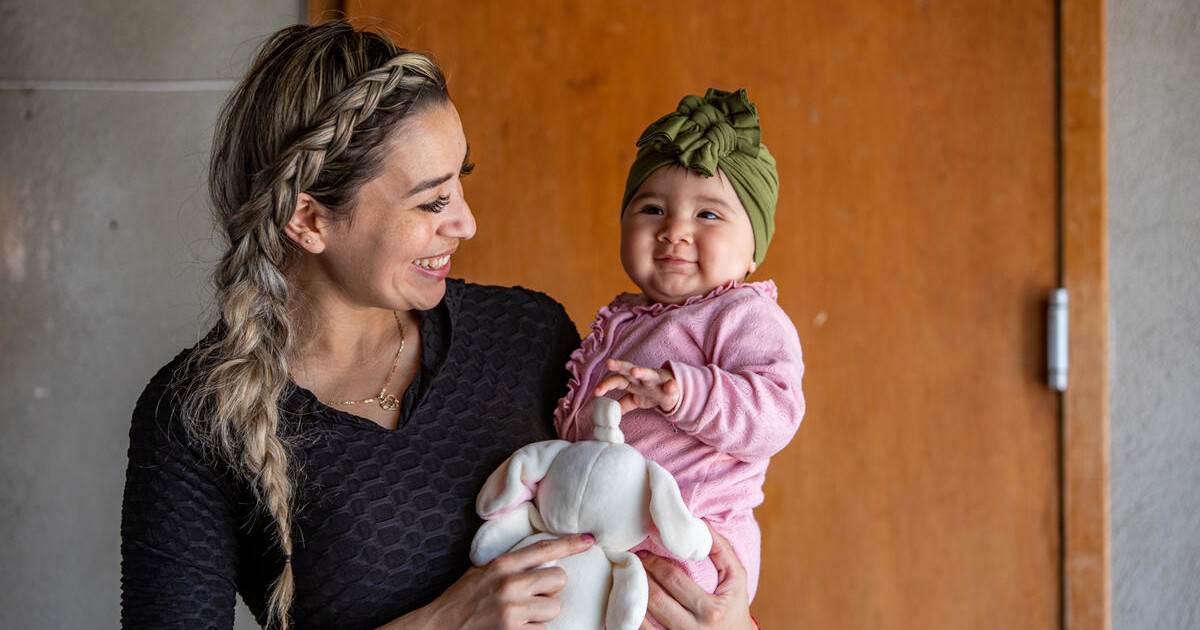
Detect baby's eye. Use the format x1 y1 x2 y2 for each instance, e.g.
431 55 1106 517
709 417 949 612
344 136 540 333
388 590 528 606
639 205 664 216
697 210 720 220
419 195 451 213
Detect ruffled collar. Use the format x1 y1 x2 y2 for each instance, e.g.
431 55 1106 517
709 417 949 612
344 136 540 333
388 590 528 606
607 279 777 318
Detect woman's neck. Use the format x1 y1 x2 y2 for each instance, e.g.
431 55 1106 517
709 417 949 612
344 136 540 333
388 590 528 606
286 294 422 430
290 296 415 365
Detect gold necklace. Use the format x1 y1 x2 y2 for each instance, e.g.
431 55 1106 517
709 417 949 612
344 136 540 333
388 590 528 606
321 311 406 411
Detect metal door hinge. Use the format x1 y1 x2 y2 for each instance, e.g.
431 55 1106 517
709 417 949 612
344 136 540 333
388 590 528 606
1048 288 1069 392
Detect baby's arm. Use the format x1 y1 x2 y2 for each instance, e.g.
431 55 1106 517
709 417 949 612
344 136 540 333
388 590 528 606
667 299 805 461
606 296 803 462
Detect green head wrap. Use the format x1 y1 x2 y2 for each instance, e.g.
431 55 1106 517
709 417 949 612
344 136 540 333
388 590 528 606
621 88 778 267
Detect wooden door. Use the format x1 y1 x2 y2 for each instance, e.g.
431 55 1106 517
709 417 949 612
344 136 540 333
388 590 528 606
326 2 1071 627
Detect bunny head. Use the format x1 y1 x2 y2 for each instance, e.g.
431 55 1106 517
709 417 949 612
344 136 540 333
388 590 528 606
472 397 711 565
532 406 654 551
470 397 712 630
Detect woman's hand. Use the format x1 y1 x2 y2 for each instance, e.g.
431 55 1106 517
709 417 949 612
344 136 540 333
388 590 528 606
379 534 594 630
595 358 681 415
639 527 756 630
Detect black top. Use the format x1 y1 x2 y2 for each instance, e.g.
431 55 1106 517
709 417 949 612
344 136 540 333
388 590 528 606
120 280 580 629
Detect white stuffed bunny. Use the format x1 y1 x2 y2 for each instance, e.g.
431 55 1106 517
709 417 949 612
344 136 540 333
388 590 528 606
470 397 712 630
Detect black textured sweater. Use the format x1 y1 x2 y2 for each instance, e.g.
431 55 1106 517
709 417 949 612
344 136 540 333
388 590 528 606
121 280 580 629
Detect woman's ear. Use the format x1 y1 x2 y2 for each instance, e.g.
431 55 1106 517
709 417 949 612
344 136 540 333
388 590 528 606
284 192 327 253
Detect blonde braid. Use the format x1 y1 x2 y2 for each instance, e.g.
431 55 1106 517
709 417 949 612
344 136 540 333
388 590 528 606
198 226 297 628
185 22 448 629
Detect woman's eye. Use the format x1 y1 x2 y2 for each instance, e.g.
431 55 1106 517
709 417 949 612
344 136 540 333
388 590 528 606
419 195 451 213
460 161 475 177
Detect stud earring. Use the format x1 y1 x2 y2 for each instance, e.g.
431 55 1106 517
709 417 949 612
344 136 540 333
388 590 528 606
304 238 313 245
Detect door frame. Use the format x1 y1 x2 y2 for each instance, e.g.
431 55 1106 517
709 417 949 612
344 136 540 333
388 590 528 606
308 1 1112 627
1059 1 1109 629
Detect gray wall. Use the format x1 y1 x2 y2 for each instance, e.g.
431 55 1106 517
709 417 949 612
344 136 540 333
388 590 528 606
1108 0 1200 627
1 1 1197 628
0 2 301 628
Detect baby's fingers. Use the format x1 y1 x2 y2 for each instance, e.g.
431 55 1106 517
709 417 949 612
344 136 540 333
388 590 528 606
606 358 636 374
630 366 673 386
616 393 646 415
594 373 631 397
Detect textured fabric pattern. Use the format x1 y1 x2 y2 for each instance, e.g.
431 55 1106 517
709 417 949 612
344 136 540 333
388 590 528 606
554 281 804 601
121 280 580 630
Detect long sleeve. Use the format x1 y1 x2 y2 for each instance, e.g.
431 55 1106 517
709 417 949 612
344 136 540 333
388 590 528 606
120 368 243 630
664 292 805 462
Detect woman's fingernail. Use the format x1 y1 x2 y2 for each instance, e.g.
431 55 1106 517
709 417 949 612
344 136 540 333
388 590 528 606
581 533 595 543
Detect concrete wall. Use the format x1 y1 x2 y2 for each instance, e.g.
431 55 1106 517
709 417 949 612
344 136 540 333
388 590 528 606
0 2 301 628
1108 0 1200 627
1 1 1197 628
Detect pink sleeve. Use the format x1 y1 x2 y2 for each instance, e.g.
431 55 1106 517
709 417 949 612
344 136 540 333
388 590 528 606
664 298 805 462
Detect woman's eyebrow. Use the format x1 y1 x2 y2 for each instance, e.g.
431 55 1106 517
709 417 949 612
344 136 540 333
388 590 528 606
405 173 455 197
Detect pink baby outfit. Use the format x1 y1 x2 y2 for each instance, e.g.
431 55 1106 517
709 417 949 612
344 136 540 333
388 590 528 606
554 280 805 601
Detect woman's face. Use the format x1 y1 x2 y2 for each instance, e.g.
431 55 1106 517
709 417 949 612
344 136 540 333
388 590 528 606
620 165 757 304
311 102 476 313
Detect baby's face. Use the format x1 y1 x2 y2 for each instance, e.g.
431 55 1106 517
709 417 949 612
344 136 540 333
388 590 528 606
620 165 757 304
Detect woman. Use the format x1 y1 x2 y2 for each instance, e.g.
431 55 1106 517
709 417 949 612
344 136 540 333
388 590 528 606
120 20 755 630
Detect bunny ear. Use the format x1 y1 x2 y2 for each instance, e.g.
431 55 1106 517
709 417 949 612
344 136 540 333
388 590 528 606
470 503 548 566
646 460 713 561
476 440 572 518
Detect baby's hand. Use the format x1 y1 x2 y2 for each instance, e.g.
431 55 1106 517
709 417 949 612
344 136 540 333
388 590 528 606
594 359 681 415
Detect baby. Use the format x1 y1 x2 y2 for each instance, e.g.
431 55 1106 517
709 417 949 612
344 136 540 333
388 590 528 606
554 88 805 603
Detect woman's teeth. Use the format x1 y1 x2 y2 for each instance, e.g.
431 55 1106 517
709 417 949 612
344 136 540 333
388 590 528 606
415 255 450 270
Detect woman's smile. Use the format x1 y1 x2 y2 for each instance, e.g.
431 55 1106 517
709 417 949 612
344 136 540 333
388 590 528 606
414 249 454 272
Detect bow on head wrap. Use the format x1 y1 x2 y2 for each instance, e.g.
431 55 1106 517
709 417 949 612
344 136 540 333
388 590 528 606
621 88 779 267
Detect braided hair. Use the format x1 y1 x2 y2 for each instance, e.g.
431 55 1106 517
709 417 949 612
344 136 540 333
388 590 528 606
183 22 448 628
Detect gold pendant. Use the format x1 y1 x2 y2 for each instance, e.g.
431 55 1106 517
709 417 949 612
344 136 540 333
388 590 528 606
378 394 401 411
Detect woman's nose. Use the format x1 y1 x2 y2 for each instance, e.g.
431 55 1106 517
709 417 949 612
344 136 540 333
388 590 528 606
443 196 477 240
